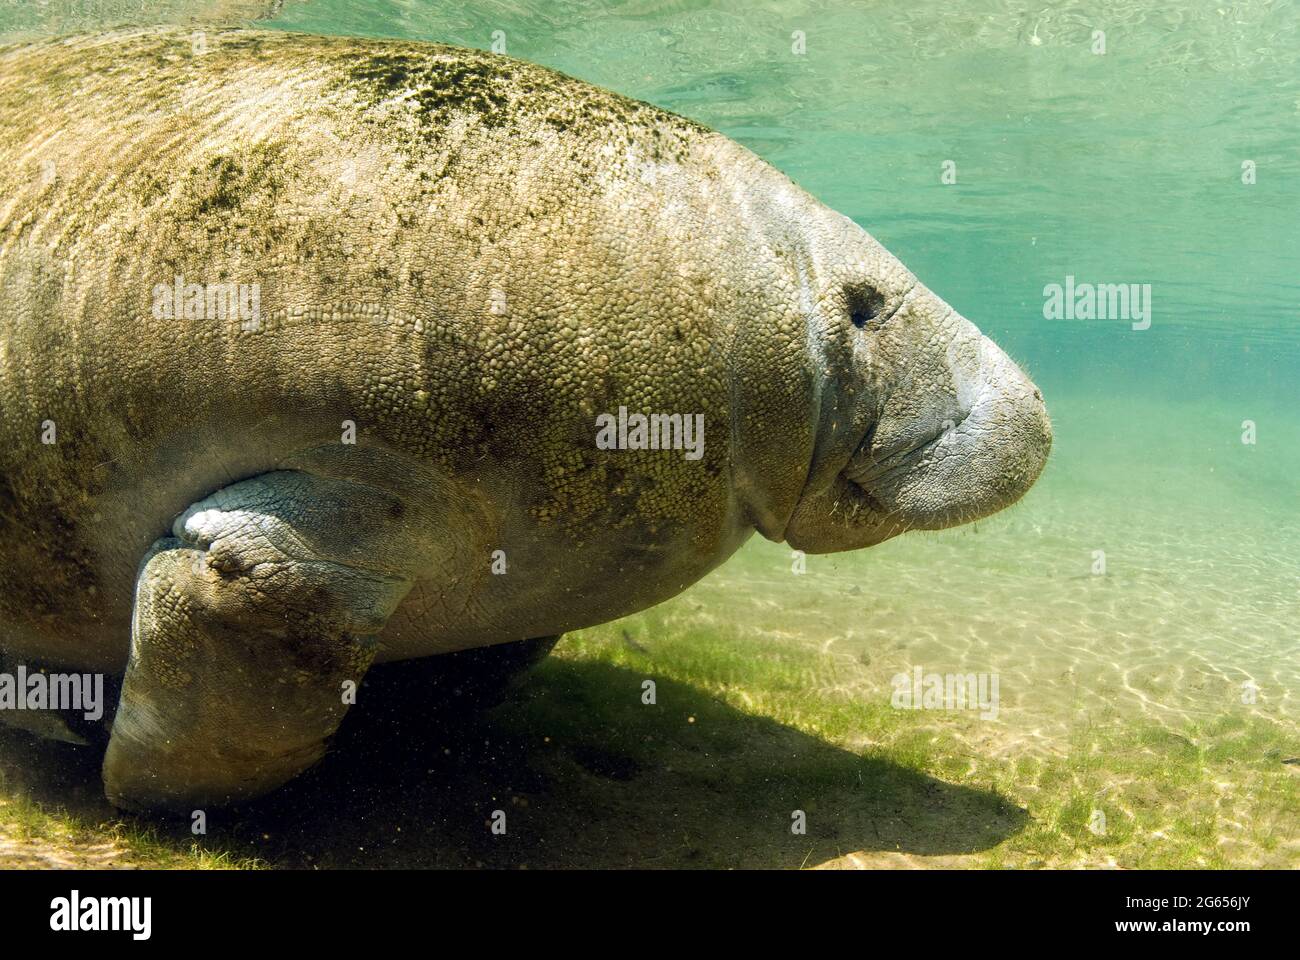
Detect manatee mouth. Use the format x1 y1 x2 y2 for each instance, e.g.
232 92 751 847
832 367 1050 537
840 412 970 493
809 428 939 536
782 393 1047 553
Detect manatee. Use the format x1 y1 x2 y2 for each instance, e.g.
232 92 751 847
0 28 1050 811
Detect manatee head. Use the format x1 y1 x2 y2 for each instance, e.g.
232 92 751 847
755 193 1052 554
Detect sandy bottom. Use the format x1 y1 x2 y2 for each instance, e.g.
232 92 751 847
0 830 128 869
688 391 1298 746
641 392 1299 867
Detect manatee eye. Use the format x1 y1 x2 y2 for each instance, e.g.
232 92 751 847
845 283 887 330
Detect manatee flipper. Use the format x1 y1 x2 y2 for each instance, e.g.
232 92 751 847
337 636 559 765
357 634 560 718
429 634 561 710
102 471 418 811
0 648 96 745
0 704 91 745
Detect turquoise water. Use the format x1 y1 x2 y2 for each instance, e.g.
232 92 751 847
1 2 1295 866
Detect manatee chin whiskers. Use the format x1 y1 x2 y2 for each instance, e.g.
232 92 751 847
841 429 945 488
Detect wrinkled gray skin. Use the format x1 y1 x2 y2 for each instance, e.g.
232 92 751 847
0 29 1050 810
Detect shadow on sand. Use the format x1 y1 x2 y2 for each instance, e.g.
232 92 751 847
1 659 1026 868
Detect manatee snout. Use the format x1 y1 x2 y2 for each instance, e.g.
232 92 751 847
783 267 1051 553
851 322 1052 531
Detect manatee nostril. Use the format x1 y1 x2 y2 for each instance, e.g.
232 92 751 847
845 282 887 330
